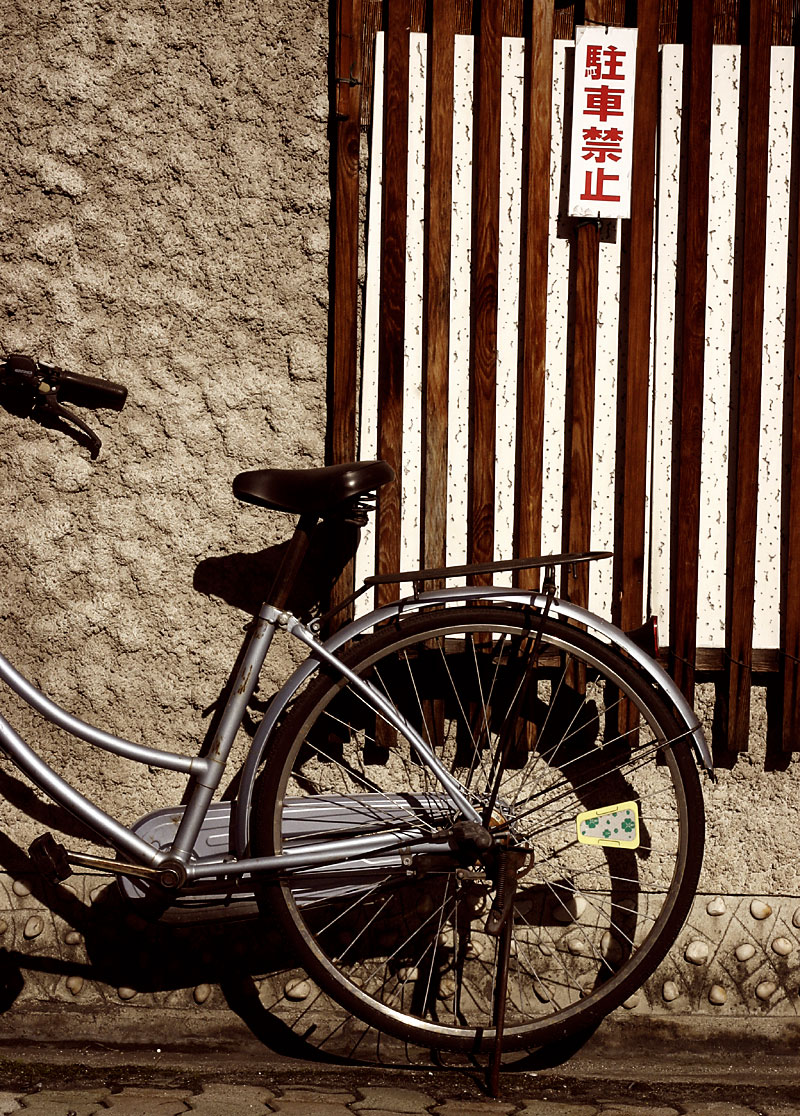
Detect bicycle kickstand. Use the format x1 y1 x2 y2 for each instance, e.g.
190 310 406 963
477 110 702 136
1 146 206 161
486 845 525 1096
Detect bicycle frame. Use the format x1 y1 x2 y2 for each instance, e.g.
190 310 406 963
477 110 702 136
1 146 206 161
0 586 488 885
0 579 712 892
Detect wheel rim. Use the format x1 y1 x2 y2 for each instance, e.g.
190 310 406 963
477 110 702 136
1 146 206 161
258 610 702 1051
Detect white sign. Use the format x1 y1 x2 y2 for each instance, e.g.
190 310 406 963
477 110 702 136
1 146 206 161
568 25 638 219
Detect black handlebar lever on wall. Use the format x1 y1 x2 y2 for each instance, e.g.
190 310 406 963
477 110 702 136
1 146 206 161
0 353 127 459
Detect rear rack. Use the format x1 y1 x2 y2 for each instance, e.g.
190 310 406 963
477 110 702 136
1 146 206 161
315 551 612 630
364 550 612 587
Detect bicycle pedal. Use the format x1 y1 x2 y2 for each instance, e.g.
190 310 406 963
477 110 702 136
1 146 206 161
28 833 73 882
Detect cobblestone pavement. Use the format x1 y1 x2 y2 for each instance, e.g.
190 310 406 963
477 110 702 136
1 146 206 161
0 1069 797 1116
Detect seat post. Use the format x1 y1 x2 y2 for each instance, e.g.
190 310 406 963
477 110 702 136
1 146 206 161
266 513 319 610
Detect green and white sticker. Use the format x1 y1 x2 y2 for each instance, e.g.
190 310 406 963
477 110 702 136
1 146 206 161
576 801 640 849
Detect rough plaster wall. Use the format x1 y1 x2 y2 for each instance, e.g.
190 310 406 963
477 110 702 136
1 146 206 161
689 686 799 898
0 0 331 850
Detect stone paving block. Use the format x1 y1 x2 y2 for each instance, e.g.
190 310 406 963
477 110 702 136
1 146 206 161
187 1082 274 1113
597 1106 680 1116
431 1103 516 1116
516 1103 598 1115
357 1110 436 1116
189 1102 271 1111
102 1087 190 1115
597 1107 680 1116
352 1087 436 1113
679 1106 760 1116
267 1104 354 1116
273 1088 357 1104
192 1085 275 1103
17 1102 101 1116
188 1101 272 1115
17 1088 109 1115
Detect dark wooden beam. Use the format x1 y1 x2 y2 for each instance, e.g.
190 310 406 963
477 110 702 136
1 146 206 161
723 0 771 752
669 0 713 701
514 0 554 588
421 0 456 577
467 0 503 579
376 0 411 604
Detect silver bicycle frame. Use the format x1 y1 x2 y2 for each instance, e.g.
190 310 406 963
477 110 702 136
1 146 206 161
0 604 286 868
0 582 712 885
0 592 482 877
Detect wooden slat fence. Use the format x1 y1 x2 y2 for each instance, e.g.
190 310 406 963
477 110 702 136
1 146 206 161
329 0 800 762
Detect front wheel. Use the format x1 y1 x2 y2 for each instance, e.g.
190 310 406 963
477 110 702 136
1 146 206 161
252 606 704 1052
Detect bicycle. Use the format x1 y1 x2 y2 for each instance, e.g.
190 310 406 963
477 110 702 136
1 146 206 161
0 353 712 1085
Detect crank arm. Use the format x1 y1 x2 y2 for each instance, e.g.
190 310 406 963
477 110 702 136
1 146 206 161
67 851 165 881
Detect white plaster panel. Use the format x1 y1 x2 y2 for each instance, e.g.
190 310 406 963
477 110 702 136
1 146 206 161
354 32 386 620
589 229 621 618
494 36 525 584
359 37 792 653
697 46 740 648
754 48 792 649
355 32 385 614
647 45 683 640
446 35 474 578
400 32 427 572
542 41 570 558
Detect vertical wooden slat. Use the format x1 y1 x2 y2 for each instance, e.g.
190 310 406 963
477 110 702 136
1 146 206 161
773 0 795 45
723 0 771 751
611 0 659 740
669 0 713 701
331 0 362 469
514 0 554 587
359 0 385 127
659 0 680 42
780 17 800 753
713 0 740 45
467 0 503 578
329 0 364 618
421 0 455 574
504 0 524 35
376 0 411 603
565 222 599 609
554 7 573 40
617 0 659 633
455 0 472 34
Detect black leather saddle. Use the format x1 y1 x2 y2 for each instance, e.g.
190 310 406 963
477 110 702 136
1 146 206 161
233 459 394 516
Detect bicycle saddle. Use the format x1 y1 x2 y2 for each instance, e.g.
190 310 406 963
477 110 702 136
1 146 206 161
233 459 395 515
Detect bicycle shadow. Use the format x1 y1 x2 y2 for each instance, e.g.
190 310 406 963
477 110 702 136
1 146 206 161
192 514 360 621
0 808 599 1076
0 516 377 1066
0 753 476 1071
0 819 348 1063
191 516 362 787
0 758 342 1062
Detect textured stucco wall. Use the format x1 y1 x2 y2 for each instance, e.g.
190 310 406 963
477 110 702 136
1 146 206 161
0 0 331 849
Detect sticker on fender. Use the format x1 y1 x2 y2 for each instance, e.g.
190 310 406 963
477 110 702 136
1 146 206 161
576 802 640 849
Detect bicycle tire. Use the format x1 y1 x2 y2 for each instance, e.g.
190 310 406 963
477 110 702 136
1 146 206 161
252 605 704 1052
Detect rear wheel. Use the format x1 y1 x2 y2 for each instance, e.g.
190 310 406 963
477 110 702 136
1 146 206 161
252 606 704 1052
